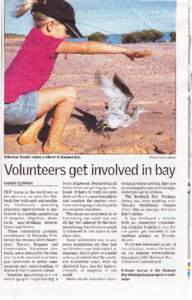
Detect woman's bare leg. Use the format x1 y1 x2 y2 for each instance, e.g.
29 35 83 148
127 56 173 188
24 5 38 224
43 98 76 154
17 113 47 145
36 86 76 117
18 86 77 153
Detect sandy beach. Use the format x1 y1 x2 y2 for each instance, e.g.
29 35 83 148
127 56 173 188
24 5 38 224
4 39 175 154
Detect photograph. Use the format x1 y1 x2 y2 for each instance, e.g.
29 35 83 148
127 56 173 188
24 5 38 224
1 2 190 298
4 0 176 154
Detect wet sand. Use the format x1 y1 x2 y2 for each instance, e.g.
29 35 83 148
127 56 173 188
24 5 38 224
4 39 175 154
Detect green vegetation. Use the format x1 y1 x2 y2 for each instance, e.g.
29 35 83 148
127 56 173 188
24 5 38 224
5 33 26 39
122 29 164 44
141 30 163 42
88 32 107 42
122 31 142 43
170 32 176 42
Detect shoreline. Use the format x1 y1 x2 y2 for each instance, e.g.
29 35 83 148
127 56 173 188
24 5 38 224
5 30 175 44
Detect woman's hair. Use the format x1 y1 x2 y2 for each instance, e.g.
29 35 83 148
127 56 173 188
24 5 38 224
15 0 54 27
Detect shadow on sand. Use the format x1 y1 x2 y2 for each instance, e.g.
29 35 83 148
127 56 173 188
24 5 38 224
4 107 101 144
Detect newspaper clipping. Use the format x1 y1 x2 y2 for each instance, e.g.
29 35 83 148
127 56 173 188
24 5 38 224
0 0 191 299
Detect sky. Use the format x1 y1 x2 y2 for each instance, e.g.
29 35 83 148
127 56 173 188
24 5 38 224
5 0 176 36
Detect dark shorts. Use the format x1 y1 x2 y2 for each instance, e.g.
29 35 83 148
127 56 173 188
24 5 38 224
4 91 38 125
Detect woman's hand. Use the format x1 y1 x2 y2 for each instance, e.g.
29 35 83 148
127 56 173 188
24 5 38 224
124 50 152 61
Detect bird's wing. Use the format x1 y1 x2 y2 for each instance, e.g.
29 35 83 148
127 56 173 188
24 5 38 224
113 74 134 113
96 73 134 114
96 74 125 111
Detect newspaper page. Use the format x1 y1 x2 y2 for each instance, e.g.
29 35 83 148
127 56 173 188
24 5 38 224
0 0 190 299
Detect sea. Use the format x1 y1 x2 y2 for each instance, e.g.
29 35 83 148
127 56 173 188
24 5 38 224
70 31 173 44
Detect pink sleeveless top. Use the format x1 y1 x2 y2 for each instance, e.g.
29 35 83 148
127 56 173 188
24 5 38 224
5 27 63 103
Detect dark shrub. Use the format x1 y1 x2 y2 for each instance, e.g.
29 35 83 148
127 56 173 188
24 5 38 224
141 30 163 42
88 32 107 42
122 31 142 44
170 32 176 42
122 29 164 43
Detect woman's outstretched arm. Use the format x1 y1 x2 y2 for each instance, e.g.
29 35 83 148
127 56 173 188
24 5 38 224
56 41 151 60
